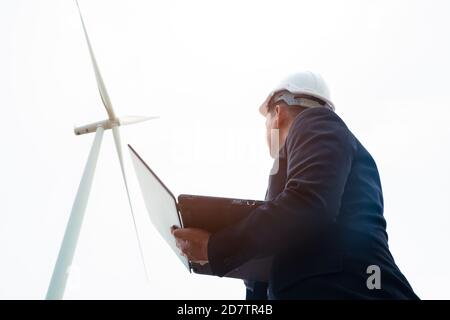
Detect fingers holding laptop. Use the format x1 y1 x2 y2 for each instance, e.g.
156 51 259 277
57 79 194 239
171 226 211 265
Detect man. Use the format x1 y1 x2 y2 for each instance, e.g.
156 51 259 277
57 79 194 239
171 71 419 299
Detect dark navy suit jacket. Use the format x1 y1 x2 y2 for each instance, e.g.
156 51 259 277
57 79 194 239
208 107 419 300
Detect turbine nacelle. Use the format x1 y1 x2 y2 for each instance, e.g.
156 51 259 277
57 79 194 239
74 115 159 135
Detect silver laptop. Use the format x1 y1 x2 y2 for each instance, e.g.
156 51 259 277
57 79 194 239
128 144 270 281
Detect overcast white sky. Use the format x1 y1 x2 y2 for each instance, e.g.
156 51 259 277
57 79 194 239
1 0 449 299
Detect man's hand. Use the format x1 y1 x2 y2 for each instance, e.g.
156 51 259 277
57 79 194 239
171 226 211 265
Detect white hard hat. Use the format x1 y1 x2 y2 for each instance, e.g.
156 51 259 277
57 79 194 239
259 71 335 115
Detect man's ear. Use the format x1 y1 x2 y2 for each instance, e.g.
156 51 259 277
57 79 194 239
273 104 281 129
274 104 287 128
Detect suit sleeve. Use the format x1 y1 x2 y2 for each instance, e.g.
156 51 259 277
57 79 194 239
207 109 357 276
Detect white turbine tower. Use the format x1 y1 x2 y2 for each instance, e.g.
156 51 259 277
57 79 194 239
46 1 157 299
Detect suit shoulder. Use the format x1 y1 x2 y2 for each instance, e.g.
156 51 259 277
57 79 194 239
287 108 357 151
291 107 348 133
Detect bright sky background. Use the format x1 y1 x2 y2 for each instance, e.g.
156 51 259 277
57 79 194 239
1 0 449 299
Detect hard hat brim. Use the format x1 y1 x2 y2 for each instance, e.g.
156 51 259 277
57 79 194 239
259 88 335 116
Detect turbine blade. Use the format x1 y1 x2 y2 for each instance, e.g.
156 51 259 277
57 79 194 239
119 115 159 126
112 126 150 281
75 0 116 120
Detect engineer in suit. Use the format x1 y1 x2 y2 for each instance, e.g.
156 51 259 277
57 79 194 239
171 71 419 299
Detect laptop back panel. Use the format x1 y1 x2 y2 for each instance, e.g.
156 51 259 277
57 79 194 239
128 145 190 270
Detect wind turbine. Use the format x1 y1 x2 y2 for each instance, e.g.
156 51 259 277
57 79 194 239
46 0 157 299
